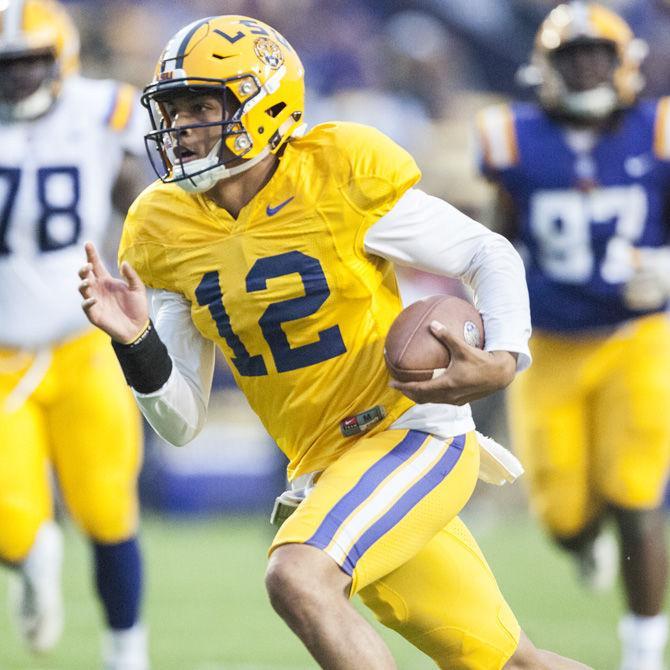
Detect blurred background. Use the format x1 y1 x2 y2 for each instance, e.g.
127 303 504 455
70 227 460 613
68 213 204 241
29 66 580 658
3 0 670 668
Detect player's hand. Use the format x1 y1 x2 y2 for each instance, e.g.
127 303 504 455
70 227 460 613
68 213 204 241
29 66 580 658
389 321 517 405
623 246 670 311
78 241 150 344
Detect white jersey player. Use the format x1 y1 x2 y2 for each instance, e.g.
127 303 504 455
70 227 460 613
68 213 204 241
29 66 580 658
0 74 145 347
0 1 150 668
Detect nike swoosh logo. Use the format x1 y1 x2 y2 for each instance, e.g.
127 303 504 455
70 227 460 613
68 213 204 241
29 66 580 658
266 196 294 216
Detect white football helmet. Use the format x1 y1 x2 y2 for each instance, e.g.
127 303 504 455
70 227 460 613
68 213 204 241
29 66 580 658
0 0 80 121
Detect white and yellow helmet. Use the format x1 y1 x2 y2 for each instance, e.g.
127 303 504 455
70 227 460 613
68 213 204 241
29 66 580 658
0 0 80 120
142 15 305 193
523 1 646 121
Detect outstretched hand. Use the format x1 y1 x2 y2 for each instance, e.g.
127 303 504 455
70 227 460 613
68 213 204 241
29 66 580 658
78 241 149 344
389 320 518 405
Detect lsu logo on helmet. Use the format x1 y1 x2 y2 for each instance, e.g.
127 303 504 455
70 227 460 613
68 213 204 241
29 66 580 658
142 15 305 193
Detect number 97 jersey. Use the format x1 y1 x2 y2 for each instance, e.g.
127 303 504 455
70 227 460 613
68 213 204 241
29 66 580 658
476 99 670 332
0 76 145 349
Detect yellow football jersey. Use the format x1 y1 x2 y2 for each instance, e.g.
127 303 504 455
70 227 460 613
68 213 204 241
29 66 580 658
120 122 421 479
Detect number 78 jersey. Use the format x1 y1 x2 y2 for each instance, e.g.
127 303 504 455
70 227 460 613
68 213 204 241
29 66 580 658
476 99 670 332
0 76 145 349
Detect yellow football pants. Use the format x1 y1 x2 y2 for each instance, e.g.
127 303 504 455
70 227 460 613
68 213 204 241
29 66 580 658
508 313 670 538
271 429 520 668
0 328 142 563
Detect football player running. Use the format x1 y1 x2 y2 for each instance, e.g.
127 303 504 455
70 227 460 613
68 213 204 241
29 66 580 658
79 13 591 670
0 1 149 668
476 3 670 669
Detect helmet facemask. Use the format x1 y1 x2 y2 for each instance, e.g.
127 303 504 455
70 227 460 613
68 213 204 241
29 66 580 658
521 2 647 125
143 75 271 193
144 16 305 194
0 48 58 121
547 39 619 121
0 0 80 122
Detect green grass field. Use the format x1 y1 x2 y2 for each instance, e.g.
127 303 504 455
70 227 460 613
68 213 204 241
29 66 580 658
0 509 654 669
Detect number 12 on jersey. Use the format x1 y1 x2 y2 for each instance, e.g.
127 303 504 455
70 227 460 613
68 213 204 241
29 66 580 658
196 250 347 376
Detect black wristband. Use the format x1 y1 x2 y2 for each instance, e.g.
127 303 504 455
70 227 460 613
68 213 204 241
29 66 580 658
111 321 173 394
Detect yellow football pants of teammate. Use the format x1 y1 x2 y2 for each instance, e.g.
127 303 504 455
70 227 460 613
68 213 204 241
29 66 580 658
0 328 142 563
509 313 670 538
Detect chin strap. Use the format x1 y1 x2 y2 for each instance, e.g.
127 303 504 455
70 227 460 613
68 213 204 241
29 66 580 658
175 145 272 193
0 84 55 122
173 114 301 193
561 85 618 120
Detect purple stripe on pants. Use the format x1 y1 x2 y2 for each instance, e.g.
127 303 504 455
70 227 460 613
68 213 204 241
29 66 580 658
306 430 430 552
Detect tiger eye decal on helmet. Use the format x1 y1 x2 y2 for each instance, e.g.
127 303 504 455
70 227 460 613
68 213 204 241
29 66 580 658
142 14 305 193
522 1 647 121
0 0 80 120
254 37 283 70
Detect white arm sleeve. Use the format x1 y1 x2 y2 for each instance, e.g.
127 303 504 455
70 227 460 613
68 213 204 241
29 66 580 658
133 289 216 446
364 188 532 371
